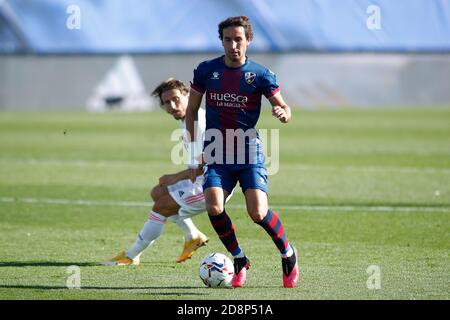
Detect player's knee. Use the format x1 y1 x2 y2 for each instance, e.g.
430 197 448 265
248 209 267 223
206 203 224 216
151 200 162 213
152 199 170 216
150 185 160 201
150 187 156 201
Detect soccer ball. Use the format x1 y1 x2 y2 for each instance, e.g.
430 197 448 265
199 253 234 288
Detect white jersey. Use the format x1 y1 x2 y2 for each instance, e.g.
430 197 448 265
168 108 234 217
168 107 207 217
180 107 206 154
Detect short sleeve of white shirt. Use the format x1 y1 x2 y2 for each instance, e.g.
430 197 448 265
181 107 206 152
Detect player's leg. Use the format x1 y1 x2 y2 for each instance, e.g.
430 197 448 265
205 187 248 259
166 177 210 262
103 194 179 266
245 189 294 256
152 182 207 260
204 166 241 255
169 215 203 242
170 214 209 263
124 194 180 258
203 165 249 287
241 167 299 288
150 184 166 202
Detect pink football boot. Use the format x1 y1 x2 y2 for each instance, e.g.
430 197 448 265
231 257 251 288
282 248 300 288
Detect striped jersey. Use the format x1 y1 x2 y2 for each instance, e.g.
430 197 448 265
190 55 279 165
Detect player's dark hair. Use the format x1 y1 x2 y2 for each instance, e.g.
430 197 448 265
151 78 189 106
218 16 253 41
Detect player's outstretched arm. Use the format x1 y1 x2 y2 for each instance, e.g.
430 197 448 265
269 92 292 123
185 89 204 181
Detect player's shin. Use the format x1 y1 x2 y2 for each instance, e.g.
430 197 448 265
256 209 299 287
169 215 199 240
208 210 245 258
256 209 293 258
125 211 167 259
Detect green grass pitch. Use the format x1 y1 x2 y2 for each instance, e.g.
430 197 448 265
0 107 449 300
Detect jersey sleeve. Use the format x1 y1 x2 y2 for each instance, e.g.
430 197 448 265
260 68 280 99
190 63 206 94
196 108 206 151
181 108 206 152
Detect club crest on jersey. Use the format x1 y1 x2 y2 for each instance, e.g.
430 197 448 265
244 72 256 84
211 72 220 80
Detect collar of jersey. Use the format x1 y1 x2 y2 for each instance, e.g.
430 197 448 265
221 55 249 70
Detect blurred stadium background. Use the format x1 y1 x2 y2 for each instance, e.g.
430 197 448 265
1 0 450 111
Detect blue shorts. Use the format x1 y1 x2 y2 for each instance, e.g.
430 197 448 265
203 164 268 194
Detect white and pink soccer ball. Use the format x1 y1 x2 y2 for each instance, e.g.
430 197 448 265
199 253 234 288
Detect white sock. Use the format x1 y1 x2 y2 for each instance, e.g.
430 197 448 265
281 244 294 258
125 211 166 259
169 215 200 241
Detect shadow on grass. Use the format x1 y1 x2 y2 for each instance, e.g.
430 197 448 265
0 284 208 296
0 261 100 267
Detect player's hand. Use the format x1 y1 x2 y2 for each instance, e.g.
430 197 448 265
159 174 177 186
188 167 198 182
272 106 289 123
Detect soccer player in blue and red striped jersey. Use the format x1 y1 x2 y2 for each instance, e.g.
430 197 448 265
185 16 299 288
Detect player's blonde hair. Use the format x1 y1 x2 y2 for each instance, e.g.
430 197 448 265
151 78 189 106
218 16 253 42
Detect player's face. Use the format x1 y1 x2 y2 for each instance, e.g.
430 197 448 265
161 89 188 120
222 26 250 67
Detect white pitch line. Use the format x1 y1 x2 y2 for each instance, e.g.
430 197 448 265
1 159 450 174
0 197 449 213
283 163 450 175
0 197 147 207
0 159 155 168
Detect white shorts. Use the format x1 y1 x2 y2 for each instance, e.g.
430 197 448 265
167 176 234 218
167 176 206 218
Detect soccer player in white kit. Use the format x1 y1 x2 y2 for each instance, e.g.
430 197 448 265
103 79 210 265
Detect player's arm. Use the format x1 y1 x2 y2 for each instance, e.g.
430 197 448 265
185 89 204 181
269 92 291 123
159 167 204 187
